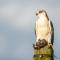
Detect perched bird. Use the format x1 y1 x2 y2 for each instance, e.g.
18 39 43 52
34 9 54 48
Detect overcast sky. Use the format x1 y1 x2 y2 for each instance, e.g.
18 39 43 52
0 0 60 60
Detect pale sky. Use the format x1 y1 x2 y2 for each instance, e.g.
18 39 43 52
0 0 60 60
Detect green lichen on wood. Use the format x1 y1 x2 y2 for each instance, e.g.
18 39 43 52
33 45 53 60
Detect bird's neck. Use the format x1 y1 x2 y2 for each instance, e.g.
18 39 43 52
37 16 48 25
38 16 48 21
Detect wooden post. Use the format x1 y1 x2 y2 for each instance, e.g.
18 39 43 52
33 44 54 60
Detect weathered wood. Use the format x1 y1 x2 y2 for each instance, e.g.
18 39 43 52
33 45 54 60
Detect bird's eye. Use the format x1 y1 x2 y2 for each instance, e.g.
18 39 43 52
39 11 42 13
36 13 38 16
39 11 41 13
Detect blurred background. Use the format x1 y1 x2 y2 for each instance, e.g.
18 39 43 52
0 0 60 60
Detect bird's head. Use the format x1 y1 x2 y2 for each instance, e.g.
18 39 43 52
36 9 49 20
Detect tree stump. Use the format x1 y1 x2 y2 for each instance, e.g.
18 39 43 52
33 44 54 60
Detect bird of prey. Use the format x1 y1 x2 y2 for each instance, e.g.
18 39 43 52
34 9 54 48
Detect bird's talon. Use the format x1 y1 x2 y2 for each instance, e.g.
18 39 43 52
48 43 52 48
